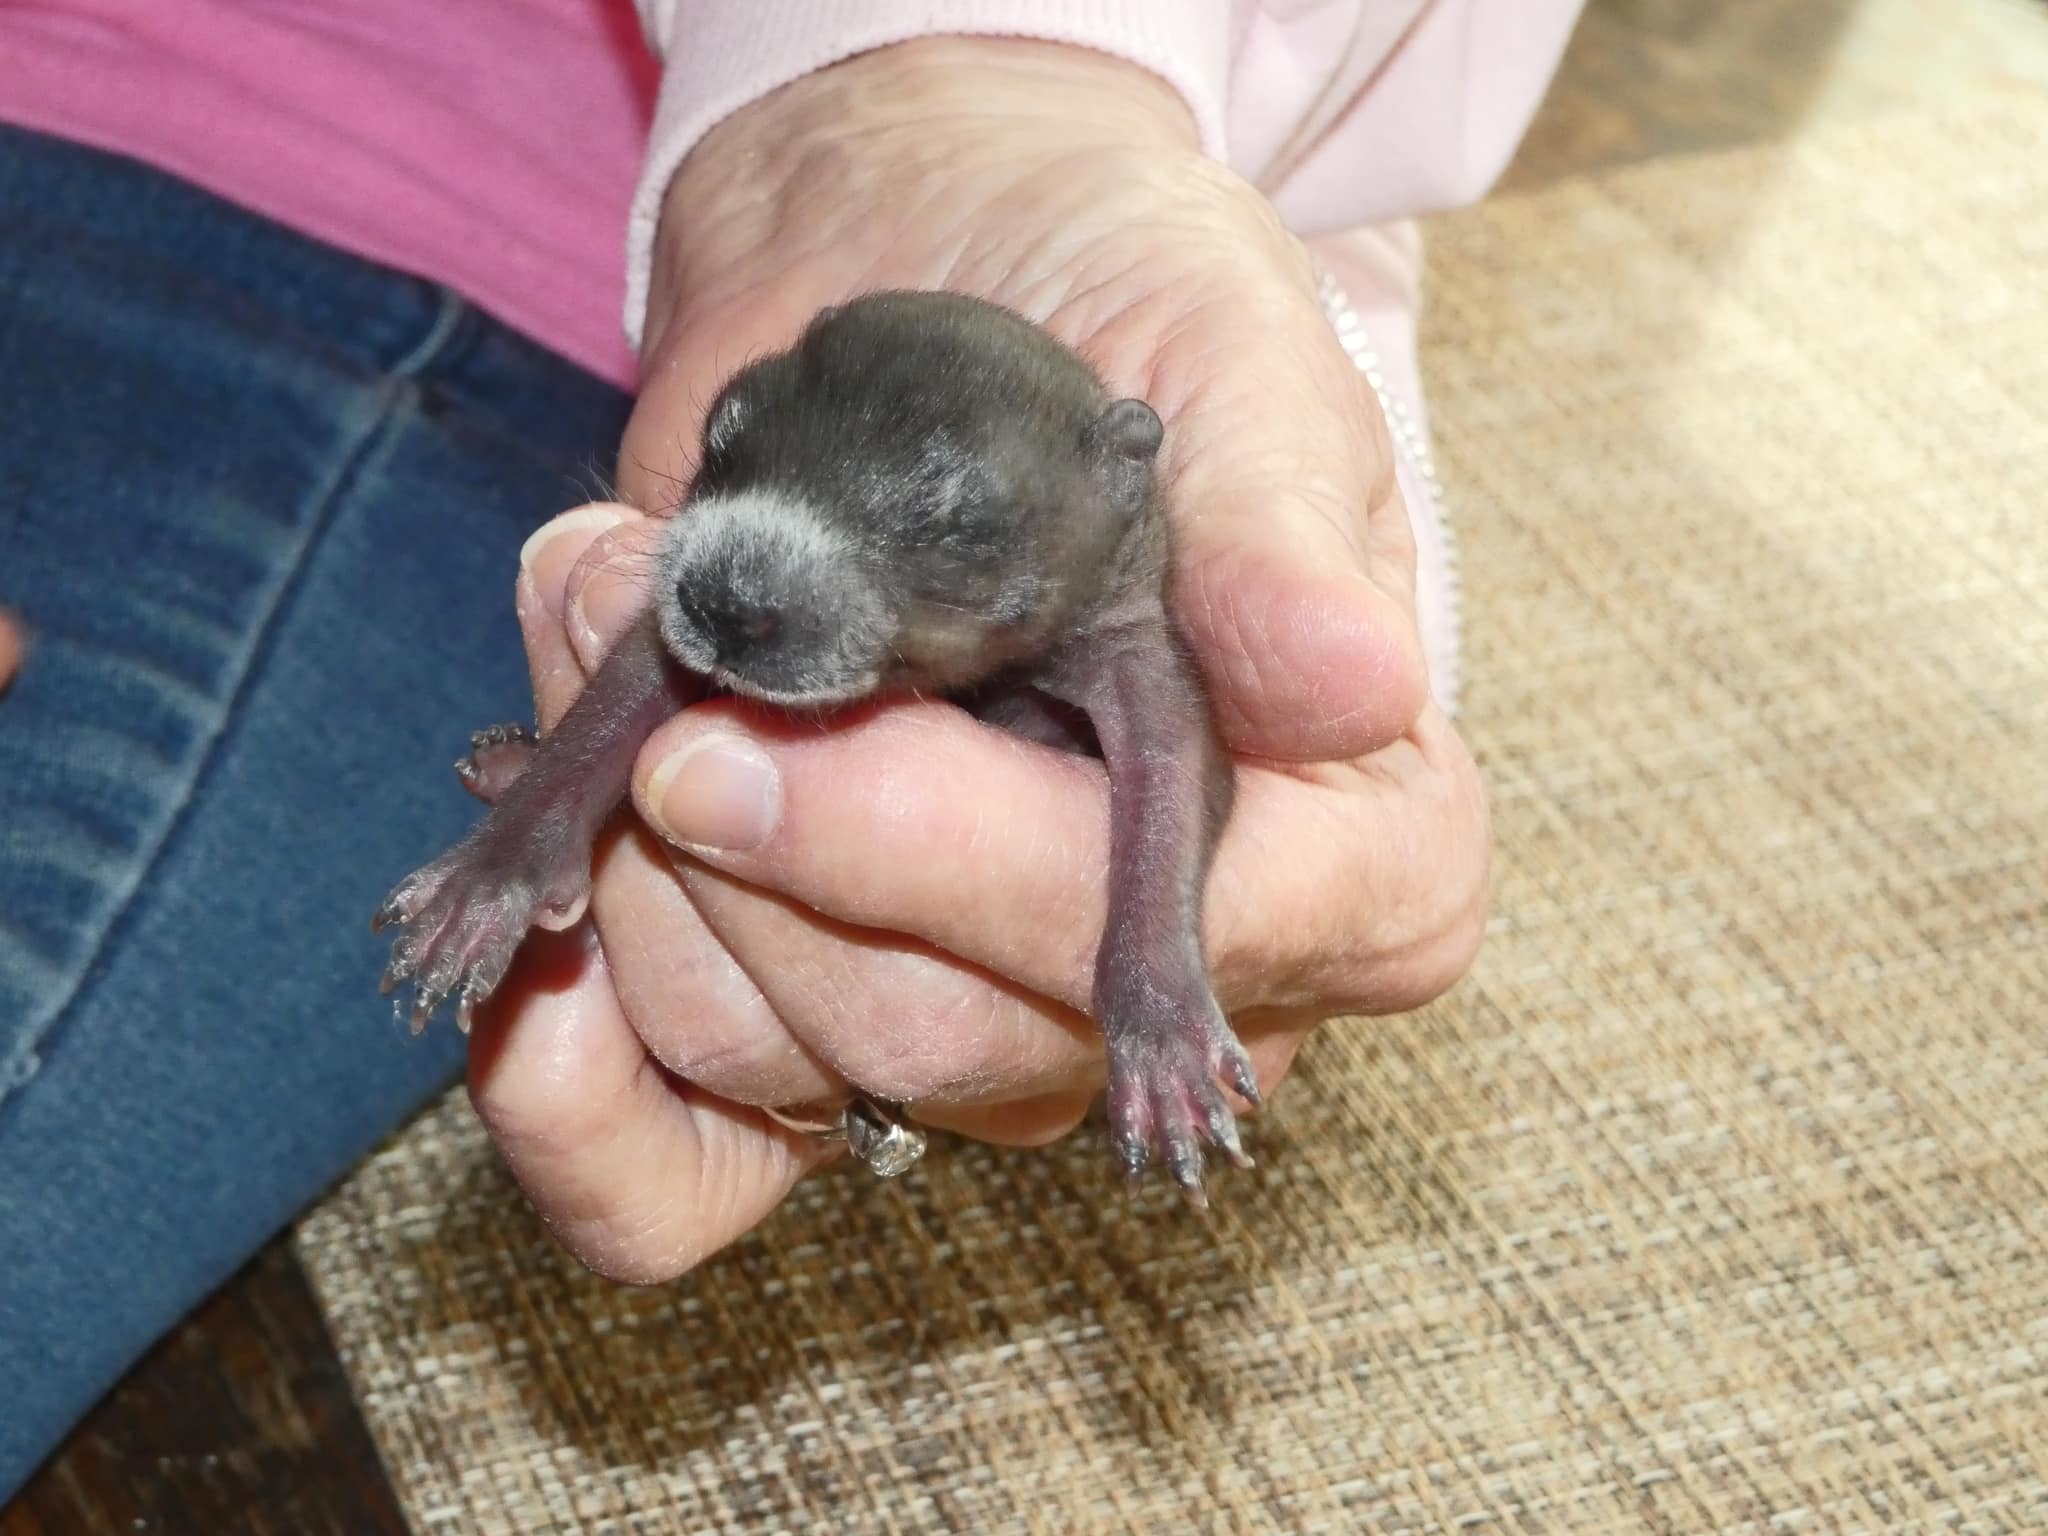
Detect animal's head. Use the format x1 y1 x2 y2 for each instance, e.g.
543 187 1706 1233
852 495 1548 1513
651 293 1163 708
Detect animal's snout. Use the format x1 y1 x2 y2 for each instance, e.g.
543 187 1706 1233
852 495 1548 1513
653 489 889 704
679 581 785 665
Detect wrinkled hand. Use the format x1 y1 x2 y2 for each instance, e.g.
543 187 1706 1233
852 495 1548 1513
468 38 1489 1284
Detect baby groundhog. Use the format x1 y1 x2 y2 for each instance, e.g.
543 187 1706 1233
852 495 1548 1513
376 291 1258 1202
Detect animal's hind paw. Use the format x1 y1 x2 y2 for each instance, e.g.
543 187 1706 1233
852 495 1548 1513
1100 988 1259 1210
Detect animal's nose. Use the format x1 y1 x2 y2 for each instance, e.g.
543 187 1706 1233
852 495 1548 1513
704 594 782 661
675 576 787 665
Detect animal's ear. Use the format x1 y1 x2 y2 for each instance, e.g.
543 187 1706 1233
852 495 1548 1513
1088 398 1165 463
1088 399 1164 514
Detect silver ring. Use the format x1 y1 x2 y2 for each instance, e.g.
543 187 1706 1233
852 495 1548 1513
763 1096 926 1178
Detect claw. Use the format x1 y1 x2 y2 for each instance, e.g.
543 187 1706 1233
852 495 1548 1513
1163 1132 1205 1200
372 870 433 935
1207 1103 1253 1170
407 947 460 1024
1221 1042 1262 1108
379 937 419 996
1112 1124 1150 1181
389 994 421 1037
410 981 449 1033
456 984 479 1036
1099 1005 1259 1207
1199 1079 1254 1169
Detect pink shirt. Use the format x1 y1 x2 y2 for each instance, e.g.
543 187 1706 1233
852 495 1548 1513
0 0 1583 713
0 1 1581 389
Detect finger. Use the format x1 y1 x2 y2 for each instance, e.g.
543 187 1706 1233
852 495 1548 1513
467 922 836 1285
1180 536 1422 760
677 846 1327 1118
522 506 673 683
636 694 1490 1022
912 1012 1311 1149
562 520 666 675
675 854 1104 1109
1079 274 1430 762
913 1089 1095 1148
514 503 835 1108
588 822 843 1108
516 503 637 725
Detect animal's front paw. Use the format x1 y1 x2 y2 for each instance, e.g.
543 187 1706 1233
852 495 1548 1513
1100 986 1260 1209
372 826 584 1034
455 722 536 804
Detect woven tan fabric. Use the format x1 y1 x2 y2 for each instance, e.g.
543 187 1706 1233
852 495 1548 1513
296 99 2048 1534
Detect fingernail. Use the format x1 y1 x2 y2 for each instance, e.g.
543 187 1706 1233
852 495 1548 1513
519 505 630 619
566 556 649 663
643 733 781 851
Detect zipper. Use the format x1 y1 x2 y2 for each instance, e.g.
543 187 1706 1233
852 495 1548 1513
1315 263 1463 717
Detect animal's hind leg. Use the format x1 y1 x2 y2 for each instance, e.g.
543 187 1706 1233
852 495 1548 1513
1041 618 1257 1207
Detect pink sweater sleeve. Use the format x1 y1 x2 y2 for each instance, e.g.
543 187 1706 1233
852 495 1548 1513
625 0 1583 345
1246 0 1584 232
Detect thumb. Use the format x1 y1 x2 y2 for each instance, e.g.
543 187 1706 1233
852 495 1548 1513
1122 277 1431 763
1174 526 1426 763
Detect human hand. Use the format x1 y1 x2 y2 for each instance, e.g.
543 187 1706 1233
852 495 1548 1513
467 38 1490 1283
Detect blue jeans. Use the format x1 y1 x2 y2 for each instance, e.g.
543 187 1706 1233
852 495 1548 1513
0 124 632 1493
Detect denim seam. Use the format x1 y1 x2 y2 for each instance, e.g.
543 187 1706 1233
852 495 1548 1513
0 290 470 1114
387 288 470 380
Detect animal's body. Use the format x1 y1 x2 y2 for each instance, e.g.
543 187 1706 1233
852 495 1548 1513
376 291 1257 1200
